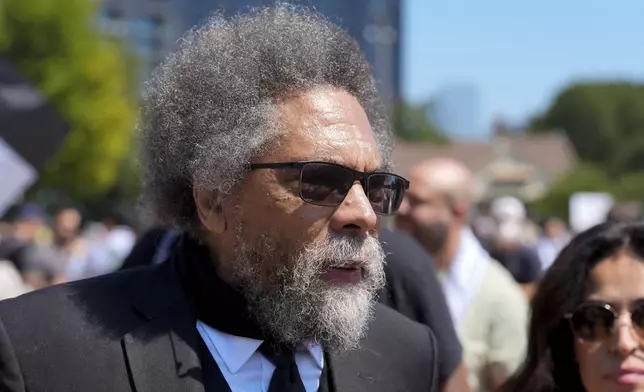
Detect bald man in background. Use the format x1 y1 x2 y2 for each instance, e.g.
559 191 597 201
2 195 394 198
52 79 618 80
396 158 528 392
605 201 642 224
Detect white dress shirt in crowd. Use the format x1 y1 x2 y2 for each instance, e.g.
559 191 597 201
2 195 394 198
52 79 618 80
440 228 490 330
197 320 324 392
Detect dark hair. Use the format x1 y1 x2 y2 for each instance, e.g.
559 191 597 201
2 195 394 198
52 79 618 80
140 3 392 235
502 220 644 392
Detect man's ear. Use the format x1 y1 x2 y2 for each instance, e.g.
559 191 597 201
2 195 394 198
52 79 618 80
193 189 227 234
451 201 469 220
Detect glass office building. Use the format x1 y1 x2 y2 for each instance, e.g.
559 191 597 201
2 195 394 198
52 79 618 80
97 0 401 110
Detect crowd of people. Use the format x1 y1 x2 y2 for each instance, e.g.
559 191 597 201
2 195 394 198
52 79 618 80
0 190 577 308
2 4 644 392
0 203 136 299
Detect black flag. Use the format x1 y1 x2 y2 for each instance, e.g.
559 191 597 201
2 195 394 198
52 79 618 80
0 55 70 171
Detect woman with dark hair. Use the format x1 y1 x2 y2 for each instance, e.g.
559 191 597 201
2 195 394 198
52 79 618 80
503 221 644 392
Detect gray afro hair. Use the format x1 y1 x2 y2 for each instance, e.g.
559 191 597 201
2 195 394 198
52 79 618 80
140 3 393 234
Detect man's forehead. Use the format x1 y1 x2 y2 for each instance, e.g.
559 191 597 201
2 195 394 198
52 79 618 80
279 88 371 131
275 88 382 169
411 163 471 189
313 126 378 152
301 88 349 117
283 87 359 114
310 148 382 166
273 143 384 173
406 182 438 201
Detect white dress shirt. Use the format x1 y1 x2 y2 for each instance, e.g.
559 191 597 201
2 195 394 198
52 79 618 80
440 228 490 330
197 321 324 392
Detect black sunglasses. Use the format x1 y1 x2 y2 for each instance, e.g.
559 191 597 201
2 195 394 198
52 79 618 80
565 301 644 342
249 161 410 216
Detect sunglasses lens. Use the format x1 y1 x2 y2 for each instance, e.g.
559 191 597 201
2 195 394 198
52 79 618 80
299 163 353 206
631 302 644 338
367 174 407 215
571 304 615 342
299 163 408 214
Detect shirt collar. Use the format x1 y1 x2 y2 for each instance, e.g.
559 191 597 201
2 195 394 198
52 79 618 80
440 228 491 329
301 342 325 370
198 321 324 374
446 228 488 291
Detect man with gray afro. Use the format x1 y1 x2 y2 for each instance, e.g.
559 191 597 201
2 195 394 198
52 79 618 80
0 4 438 392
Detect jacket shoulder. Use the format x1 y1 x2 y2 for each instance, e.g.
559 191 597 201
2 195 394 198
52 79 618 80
372 303 437 350
0 267 149 335
374 302 433 333
0 268 156 392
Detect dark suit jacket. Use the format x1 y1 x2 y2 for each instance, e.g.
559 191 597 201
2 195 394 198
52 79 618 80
0 257 439 392
119 227 173 270
378 229 462 384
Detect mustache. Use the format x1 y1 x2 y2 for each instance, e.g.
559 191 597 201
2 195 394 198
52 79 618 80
302 234 384 269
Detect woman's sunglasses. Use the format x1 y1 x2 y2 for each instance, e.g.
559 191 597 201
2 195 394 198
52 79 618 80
249 161 410 216
565 301 644 342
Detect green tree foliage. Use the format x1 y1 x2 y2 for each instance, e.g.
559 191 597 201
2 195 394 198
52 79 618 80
393 100 447 143
529 82 644 175
531 164 644 219
531 164 615 218
0 0 138 200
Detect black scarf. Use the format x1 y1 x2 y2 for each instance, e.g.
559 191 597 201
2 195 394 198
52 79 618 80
177 234 267 340
175 235 332 392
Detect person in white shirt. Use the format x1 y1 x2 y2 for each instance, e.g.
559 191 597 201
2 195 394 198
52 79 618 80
397 157 529 392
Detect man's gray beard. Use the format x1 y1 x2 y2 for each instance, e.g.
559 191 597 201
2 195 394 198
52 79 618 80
229 224 386 353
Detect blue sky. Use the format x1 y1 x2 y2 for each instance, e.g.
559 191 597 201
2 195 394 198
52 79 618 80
402 0 644 135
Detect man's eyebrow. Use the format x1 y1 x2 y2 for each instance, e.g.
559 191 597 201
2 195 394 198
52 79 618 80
303 154 346 167
313 152 343 165
317 155 386 172
325 156 353 167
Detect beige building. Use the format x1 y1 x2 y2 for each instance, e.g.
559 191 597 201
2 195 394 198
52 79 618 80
392 133 577 205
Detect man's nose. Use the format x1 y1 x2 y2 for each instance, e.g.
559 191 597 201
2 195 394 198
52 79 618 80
329 183 378 236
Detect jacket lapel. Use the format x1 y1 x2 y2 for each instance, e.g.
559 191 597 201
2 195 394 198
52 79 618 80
122 259 206 392
328 342 382 392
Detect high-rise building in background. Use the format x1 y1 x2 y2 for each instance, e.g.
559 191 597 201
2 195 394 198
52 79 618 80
429 83 483 140
96 0 183 84
96 0 401 111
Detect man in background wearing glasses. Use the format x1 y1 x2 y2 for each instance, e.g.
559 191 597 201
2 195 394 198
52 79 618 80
0 4 438 392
